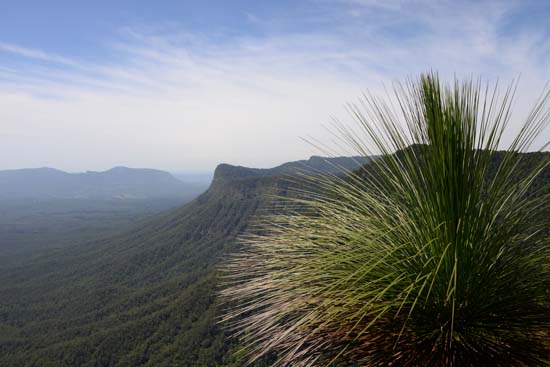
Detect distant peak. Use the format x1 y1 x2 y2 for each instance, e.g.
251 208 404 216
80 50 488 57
104 166 135 173
212 164 261 181
0 167 67 175
109 166 131 171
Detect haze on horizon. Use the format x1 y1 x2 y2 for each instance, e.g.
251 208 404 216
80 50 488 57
1 0 549 172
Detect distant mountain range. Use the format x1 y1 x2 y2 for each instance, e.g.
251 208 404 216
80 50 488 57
0 156 369 200
0 166 205 200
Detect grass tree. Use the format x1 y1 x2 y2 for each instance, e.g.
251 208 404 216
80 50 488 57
221 73 550 366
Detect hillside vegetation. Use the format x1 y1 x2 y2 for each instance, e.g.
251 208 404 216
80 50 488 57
0 153 547 366
0 166 209 265
0 156 362 366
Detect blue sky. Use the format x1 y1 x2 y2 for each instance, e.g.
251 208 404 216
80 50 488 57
1 1 291 58
0 0 549 171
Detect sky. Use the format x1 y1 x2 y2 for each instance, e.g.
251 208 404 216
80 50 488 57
0 0 549 172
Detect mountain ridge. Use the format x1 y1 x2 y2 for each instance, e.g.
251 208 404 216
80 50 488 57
0 166 200 200
212 155 370 181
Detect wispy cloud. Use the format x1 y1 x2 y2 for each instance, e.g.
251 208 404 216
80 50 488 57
0 42 78 66
0 0 548 171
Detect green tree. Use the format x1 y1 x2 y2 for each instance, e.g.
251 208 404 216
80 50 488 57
222 73 550 366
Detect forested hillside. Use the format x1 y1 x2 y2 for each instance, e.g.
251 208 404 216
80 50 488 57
0 167 209 265
0 198 192 266
0 152 547 366
0 160 299 366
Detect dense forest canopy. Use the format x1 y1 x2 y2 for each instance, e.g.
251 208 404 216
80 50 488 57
0 156 365 366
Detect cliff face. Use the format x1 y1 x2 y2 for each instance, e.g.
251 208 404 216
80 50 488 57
212 155 370 181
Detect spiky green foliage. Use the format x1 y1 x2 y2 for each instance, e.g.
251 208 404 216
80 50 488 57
221 73 550 366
